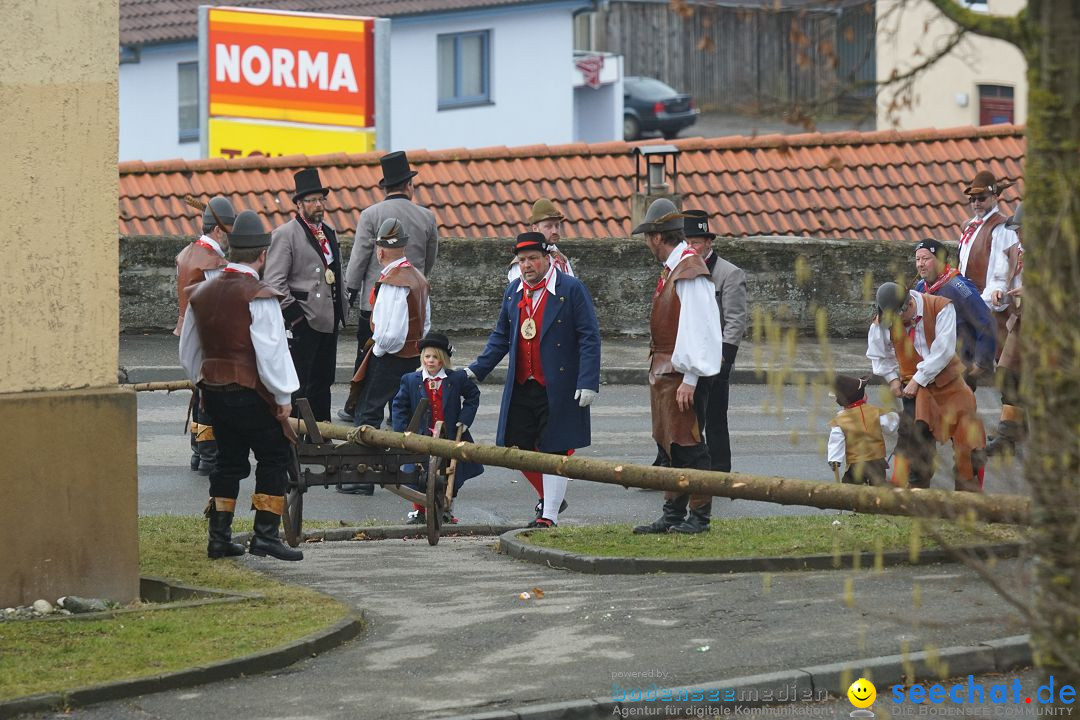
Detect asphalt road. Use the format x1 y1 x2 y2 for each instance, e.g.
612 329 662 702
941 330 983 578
137 382 1025 526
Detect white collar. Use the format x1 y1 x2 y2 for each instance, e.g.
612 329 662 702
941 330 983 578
664 241 695 272
199 235 225 258
973 207 1000 223
223 262 259 279
422 368 448 380
380 256 408 275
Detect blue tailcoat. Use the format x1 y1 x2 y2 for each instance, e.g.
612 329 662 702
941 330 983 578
392 368 483 488
469 269 601 452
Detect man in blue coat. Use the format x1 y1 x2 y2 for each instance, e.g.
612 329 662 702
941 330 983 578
913 238 996 389
467 232 602 527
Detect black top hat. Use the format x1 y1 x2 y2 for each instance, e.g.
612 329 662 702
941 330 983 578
683 209 715 240
513 232 550 255
227 210 271 249
292 168 330 202
379 151 419 189
419 332 453 357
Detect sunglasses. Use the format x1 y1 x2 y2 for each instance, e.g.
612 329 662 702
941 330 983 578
970 194 991 203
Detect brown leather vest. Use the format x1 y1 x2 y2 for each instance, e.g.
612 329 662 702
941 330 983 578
961 212 1007 293
374 263 430 358
188 273 282 396
649 253 711 375
830 404 887 463
174 241 226 335
887 292 964 387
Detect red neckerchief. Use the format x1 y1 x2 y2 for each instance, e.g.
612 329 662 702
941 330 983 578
655 247 697 298
906 316 922 343
368 260 413 308
518 274 551 315
298 214 332 264
925 265 959 294
844 397 867 409
959 217 984 248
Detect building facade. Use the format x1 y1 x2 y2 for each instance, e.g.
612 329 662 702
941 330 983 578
876 0 1027 129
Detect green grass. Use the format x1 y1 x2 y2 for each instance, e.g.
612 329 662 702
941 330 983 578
520 514 1026 560
0 515 353 702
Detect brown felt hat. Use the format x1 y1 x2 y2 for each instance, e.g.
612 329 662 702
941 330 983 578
833 374 869 407
964 170 1015 196
527 198 564 225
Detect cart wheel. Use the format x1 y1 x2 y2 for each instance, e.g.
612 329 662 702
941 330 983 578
425 459 442 546
282 445 304 548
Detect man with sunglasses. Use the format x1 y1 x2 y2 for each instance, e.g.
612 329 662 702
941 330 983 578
957 171 1020 354
265 168 347 423
867 282 986 492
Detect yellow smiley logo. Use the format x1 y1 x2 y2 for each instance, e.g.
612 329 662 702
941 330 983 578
847 678 877 708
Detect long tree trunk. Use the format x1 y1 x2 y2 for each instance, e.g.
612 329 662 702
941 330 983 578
1022 0 1080 691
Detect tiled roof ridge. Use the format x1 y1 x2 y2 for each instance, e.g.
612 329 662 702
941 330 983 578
118 123 1025 176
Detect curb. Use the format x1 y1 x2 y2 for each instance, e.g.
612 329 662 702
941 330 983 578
497 529 1025 575
437 636 1033 720
122 365 869 387
0 616 362 720
233 523 521 545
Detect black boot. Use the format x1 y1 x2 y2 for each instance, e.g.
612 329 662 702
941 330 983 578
986 420 1023 457
196 439 218 476
205 501 245 559
633 494 689 534
249 509 304 561
669 501 712 534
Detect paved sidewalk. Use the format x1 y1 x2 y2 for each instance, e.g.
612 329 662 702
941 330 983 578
27 537 1031 720
120 331 875 385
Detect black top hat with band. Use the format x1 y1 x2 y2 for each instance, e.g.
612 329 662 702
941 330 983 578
292 168 330 202
682 209 715 240
513 231 550 255
419 332 453 357
914 238 947 260
379 151 419 189
375 217 409 248
227 210 272 249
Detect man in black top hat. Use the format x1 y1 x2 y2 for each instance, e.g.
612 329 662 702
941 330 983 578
265 168 347 423
179 210 303 561
682 209 747 473
341 151 439 422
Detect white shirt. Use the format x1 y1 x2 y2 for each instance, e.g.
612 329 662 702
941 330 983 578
178 263 299 406
198 234 226 259
866 291 957 387
827 409 900 464
508 245 574 282
957 208 1020 309
371 257 432 357
666 242 725 386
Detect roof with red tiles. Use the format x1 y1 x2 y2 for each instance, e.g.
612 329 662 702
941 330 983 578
121 0 569 46
118 124 1026 241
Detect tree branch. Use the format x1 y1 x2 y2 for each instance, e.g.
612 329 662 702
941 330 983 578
925 0 1024 47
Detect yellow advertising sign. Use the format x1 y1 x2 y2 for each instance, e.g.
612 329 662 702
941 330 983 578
208 118 375 159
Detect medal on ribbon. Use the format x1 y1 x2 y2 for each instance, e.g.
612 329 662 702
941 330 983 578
520 317 537 340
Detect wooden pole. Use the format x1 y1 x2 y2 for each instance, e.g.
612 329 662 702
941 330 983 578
125 380 194 392
278 422 1029 526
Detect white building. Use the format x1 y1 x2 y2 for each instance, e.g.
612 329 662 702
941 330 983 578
876 0 1027 129
119 0 623 161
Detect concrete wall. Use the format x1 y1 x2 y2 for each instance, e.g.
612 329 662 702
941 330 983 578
119 42 201 162
121 236 918 338
1 0 139 607
389 3 578 151
876 0 1027 129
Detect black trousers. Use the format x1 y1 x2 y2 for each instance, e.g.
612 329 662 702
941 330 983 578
699 374 732 472
290 322 337 422
504 380 554 451
352 310 373 373
190 387 216 461
355 353 420 428
202 388 289 500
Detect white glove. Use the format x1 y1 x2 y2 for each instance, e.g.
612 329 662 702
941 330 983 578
464 366 477 382
574 388 598 407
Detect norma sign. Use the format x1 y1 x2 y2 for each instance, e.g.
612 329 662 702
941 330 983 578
199 5 385 158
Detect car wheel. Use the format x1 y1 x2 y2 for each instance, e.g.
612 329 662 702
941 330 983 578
623 115 640 141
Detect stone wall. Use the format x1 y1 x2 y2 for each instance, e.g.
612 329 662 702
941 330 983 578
120 235 921 338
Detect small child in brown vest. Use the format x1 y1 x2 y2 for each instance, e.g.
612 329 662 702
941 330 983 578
827 374 899 486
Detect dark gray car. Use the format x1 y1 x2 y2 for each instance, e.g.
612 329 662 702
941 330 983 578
623 76 700 141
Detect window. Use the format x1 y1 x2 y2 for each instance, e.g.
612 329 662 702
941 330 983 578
437 31 490 109
178 62 199 143
978 84 1014 125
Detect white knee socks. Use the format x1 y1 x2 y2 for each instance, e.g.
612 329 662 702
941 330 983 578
541 473 568 523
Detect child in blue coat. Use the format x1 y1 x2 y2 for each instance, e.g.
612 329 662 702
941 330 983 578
392 332 484 524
